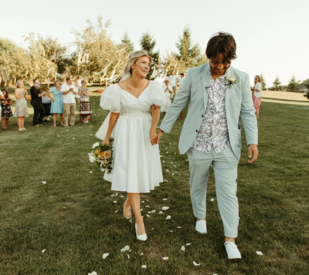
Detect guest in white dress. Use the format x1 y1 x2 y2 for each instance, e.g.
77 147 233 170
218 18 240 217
251 75 262 119
99 51 166 241
161 78 173 117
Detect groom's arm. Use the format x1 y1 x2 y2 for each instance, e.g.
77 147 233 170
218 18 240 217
160 70 191 133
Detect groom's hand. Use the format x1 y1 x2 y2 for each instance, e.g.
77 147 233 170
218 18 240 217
248 144 258 163
156 129 164 143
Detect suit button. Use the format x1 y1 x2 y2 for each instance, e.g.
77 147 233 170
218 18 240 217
196 130 198 132
202 115 204 117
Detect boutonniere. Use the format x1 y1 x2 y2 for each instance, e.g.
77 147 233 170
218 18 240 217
228 76 238 89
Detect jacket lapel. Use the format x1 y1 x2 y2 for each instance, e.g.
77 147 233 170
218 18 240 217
225 66 236 104
201 63 210 110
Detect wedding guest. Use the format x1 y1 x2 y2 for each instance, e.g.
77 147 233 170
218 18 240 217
14 80 29 131
178 73 185 119
49 80 64 127
42 93 52 121
161 78 173 117
0 89 3 120
251 75 262 118
30 79 47 127
1 89 13 130
75 75 82 103
168 71 180 100
61 77 77 127
78 80 90 123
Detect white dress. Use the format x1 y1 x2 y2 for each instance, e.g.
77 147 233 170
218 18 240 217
161 84 172 112
99 81 166 193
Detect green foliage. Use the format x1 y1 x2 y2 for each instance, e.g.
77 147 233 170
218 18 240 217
118 32 134 55
140 32 159 79
272 76 282 91
287 75 299 92
260 74 267 90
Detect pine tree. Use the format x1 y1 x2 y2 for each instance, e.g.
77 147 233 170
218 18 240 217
119 32 134 55
287 75 299 92
272 76 282 91
260 74 266 90
139 32 159 79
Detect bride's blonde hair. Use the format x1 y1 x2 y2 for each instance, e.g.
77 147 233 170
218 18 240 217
123 51 152 75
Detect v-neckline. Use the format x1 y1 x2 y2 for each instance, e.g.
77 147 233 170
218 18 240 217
117 81 151 99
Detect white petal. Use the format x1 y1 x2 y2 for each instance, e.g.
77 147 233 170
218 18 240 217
163 198 168 201
57 135 59 137
113 201 117 204
73 137 75 139
151 228 154 230
170 230 173 232
127 254 130 259
146 205 150 208
159 211 163 214
146 199 149 202
115 210 118 213
166 169 169 172
116 193 118 196
162 206 169 211
102 253 109 259
88 272 97 275
193 261 201 266
89 171 93 174
141 265 147 269
162 257 169 260
90 134 93 136
210 198 215 202
177 226 182 228
186 243 191 246
42 181 47 184
166 215 171 220
172 173 174 175
42 249 46 253
111 194 115 197
120 245 130 252
140 253 144 255
140 209 143 211
146 214 151 218
256 251 263 256
181 246 185 252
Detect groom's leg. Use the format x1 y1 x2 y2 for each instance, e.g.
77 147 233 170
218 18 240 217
187 149 212 219
213 147 239 238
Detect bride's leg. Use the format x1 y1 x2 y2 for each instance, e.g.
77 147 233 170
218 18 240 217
128 193 146 235
123 195 131 218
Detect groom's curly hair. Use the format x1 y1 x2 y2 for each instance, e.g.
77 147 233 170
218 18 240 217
206 32 237 63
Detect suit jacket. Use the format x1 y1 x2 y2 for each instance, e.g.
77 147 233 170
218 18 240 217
159 62 258 159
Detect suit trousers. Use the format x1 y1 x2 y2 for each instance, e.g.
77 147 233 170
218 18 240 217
31 100 46 125
187 147 239 237
63 103 76 126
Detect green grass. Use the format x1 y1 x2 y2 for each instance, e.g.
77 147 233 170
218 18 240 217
0 98 308 274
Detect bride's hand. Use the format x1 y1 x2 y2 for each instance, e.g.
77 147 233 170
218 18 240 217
102 137 110 146
149 129 157 145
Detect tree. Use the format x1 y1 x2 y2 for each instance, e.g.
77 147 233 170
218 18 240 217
140 32 159 79
287 75 299 92
118 32 134 55
72 16 128 83
304 79 309 100
260 74 266 90
272 76 282 91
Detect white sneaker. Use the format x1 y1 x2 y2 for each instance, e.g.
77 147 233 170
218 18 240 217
225 241 242 259
195 220 207 234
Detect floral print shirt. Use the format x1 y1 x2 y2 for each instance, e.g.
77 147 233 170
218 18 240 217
191 73 231 154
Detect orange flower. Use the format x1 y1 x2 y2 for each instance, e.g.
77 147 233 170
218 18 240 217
95 149 101 155
102 150 112 159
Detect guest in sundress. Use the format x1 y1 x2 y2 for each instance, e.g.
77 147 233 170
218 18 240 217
75 75 82 103
251 75 262 119
161 78 173 118
49 80 64 127
14 80 29 131
1 89 13 130
78 80 90 123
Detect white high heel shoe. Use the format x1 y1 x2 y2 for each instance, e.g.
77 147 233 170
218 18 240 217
135 223 147 242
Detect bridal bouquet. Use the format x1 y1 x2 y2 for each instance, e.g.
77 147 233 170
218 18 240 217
89 142 113 173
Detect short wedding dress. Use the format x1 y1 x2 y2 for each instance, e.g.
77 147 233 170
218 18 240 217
97 80 166 193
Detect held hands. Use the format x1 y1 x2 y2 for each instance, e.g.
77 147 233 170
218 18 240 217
150 128 157 145
156 129 164 144
248 144 258 163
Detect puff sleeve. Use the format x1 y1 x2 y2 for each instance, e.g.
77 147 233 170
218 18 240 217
99 84 121 113
149 81 166 107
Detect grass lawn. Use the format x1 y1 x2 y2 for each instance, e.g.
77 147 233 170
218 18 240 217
0 97 308 275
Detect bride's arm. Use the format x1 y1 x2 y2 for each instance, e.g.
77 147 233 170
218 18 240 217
102 112 120 145
150 105 160 145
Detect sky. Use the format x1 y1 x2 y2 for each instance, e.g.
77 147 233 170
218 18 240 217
1 0 308 86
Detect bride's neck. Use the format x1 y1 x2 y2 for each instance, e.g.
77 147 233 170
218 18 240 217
130 74 147 87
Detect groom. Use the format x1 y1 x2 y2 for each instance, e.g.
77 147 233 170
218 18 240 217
157 32 258 259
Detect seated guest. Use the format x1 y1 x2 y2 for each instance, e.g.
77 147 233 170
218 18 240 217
78 80 90 123
49 80 64 127
30 79 47 127
1 89 13 130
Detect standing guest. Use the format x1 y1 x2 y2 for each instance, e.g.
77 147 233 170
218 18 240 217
78 80 90 123
14 80 29 131
49 80 64 127
161 78 173 117
42 92 52 121
251 75 262 118
75 75 82 103
1 89 13 129
61 77 77 127
30 79 47 127
178 73 185 119
168 71 180 100
0 89 3 120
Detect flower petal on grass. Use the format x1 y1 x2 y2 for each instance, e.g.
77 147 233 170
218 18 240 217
146 205 150 208
181 246 185 252
127 254 130 259
141 265 147 269
140 253 144 256
115 210 118 213
120 245 130 252
170 230 173 232
102 253 109 259
256 251 263 256
113 201 117 204
210 198 215 202
42 249 46 253
162 257 169 261
146 214 151 218
193 261 201 266
166 215 171 220
177 226 182 228
186 243 191 246
159 211 163 214
163 198 168 201
42 181 47 184
89 171 93 174
88 272 97 275
162 206 169 211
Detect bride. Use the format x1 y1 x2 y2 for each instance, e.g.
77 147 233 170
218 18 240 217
97 51 166 241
